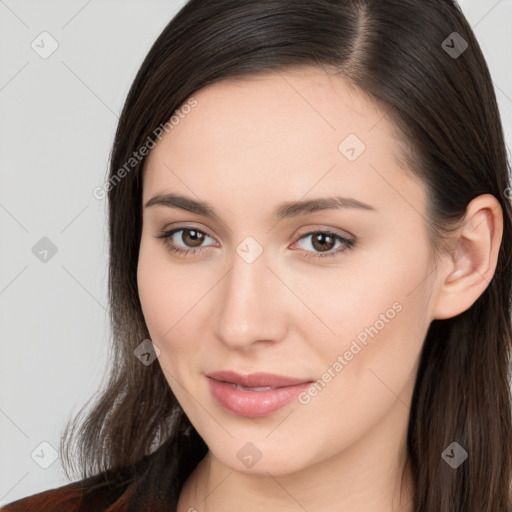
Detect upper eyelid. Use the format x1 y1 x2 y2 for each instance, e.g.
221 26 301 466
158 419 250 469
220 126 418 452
166 226 217 243
161 226 353 246
160 220 354 238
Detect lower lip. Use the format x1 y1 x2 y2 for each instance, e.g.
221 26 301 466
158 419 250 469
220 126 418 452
207 377 312 418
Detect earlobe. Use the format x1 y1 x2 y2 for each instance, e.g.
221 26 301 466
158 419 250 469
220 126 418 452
431 194 503 320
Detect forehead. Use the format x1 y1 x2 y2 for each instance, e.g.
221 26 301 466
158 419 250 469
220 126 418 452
142 67 418 214
152 67 396 155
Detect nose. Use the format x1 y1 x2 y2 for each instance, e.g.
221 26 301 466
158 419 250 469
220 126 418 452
213 248 288 351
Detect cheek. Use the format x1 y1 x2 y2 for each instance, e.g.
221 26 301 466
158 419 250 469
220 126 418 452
136 256 193 403
296 240 433 419
288 236 431 356
137 242 181 354
136 241 208 369
137 247 167 337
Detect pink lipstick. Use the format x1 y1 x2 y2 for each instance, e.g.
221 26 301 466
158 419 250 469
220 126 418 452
206 370 313 418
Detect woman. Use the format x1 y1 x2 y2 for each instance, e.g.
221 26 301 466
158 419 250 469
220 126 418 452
3 0 511 510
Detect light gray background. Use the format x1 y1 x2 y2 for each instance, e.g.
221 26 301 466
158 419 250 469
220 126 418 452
1 0 511 504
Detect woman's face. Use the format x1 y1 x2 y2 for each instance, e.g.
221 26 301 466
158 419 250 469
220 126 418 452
137 68 442 476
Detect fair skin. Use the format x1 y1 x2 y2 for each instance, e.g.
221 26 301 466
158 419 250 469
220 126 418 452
137 67 503 512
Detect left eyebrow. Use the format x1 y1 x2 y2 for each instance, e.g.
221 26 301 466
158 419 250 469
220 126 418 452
274 196 376 220
144 193 376 222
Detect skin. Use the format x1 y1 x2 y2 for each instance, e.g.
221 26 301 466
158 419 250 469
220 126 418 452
136 67 503 512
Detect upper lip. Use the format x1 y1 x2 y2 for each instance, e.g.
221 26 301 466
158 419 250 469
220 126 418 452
206 370 313 388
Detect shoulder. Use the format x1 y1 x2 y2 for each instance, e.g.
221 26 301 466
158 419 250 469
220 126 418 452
0 438 190 511
0 472 133 512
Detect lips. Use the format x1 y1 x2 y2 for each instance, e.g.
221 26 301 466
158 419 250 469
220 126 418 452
206 370 314 418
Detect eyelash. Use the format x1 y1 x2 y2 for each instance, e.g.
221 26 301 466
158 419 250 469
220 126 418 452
156 227 355 259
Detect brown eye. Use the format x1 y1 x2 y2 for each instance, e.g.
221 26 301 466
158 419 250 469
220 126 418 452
180 229 205 248
294 230 355 259
310 232 336 252
156 227 215 256
156 227 355 260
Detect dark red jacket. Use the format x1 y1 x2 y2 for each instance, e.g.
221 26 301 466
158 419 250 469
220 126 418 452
0 440 192 511
0 472 138 511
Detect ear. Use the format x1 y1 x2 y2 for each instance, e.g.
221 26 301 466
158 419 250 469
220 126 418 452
431 194 504 320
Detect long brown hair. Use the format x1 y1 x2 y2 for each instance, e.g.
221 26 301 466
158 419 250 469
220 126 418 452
58 0 512 510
